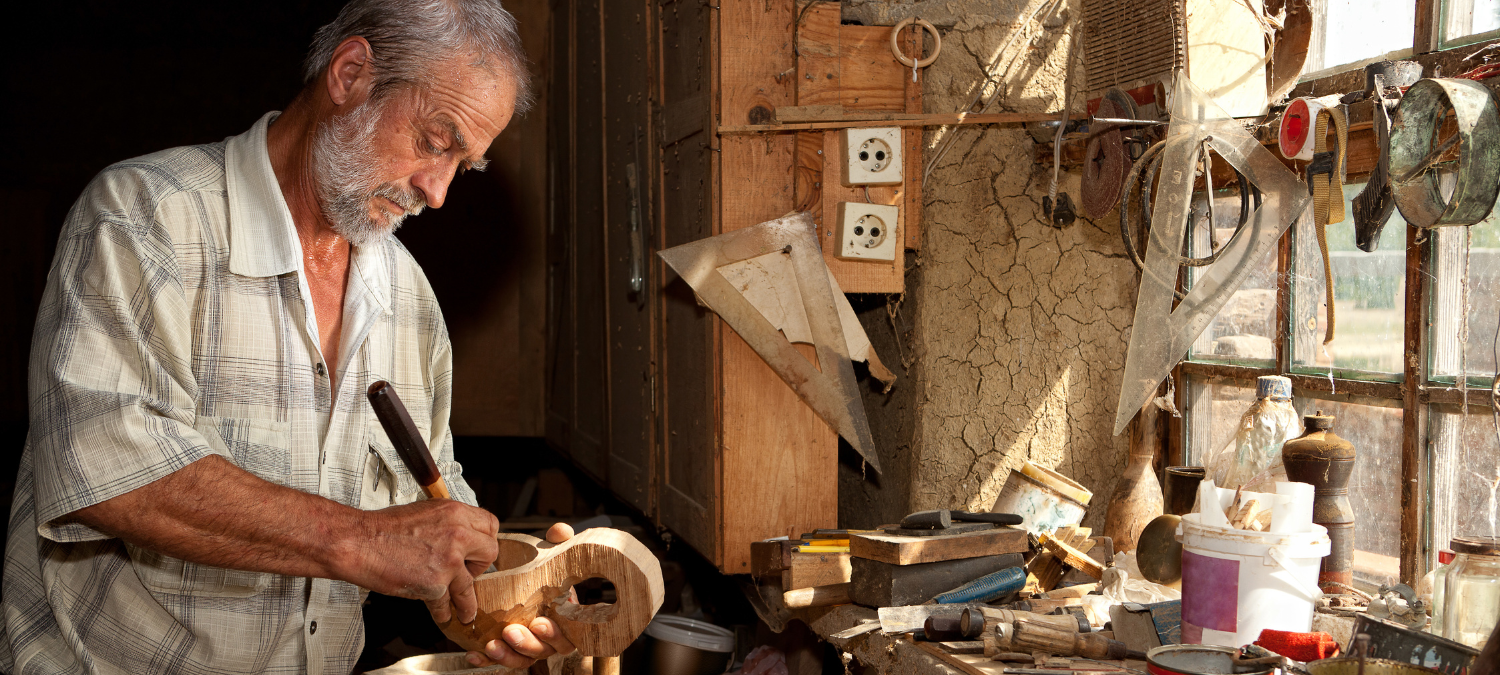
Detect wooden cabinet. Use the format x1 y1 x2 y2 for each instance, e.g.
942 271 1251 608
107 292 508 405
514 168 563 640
545 0 838 572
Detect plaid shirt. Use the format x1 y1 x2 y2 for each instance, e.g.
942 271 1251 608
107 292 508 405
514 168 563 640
1 112 477 674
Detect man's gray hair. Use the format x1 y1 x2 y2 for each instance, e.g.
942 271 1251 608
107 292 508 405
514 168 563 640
304 0 533 113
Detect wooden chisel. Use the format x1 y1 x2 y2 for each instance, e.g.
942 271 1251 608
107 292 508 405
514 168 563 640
367 380 450 500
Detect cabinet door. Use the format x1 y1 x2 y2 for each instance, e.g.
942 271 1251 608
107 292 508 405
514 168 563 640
655 0 719 561
546 0 609 479
603 0 657 513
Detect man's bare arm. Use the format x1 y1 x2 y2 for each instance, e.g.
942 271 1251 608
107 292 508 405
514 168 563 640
70 454 500 624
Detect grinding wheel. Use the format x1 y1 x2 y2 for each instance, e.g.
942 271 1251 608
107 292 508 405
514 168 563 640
1135 514 1183 588
1082 97 1130 219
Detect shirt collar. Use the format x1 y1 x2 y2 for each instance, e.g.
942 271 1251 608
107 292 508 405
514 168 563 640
225 112 300 278
224 111 391 313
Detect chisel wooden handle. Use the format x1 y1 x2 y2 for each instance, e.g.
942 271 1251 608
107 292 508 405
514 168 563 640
367 381 450 500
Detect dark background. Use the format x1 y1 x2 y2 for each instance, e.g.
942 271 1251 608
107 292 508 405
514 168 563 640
0 0 350 501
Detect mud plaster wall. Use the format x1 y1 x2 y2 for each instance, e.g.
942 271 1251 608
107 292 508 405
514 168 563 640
840 0 1140 530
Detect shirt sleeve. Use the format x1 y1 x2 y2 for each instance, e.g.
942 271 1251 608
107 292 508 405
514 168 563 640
28 171 230 543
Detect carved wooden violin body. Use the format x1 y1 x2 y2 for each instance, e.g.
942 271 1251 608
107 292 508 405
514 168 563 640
438 527 665 656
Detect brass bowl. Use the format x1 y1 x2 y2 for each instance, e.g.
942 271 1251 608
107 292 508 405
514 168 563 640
1137 514 1183 587
1306 657 1444 675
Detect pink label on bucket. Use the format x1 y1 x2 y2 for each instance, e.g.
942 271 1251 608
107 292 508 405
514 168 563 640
1181 551 1238 633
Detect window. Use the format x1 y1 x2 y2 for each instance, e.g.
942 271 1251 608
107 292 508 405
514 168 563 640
1442 0 1500 48
1175 4 1500 581
1305 0 1418 75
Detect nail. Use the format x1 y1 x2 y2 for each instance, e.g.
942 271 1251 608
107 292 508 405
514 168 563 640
505 627 526 646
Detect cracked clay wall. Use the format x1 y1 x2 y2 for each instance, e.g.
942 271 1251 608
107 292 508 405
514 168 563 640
840 0 1138 530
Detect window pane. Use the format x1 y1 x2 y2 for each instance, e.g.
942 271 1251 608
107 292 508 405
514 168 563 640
1442 0 1500 48
1305 0 1416 74
1291 183 1407 378
1429 407 1500 567
1183 378 1259 465
1187 190 1278 366
1184 381 1403 586
1292 398 1404 588
1430 208 1500 384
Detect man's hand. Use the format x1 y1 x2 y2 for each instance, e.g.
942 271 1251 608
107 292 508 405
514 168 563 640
342 498 501 626
465 523 579 669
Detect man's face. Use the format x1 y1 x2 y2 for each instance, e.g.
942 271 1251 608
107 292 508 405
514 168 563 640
313 62 517 247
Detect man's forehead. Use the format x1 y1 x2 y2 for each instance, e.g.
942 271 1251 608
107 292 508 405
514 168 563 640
418 63 517 145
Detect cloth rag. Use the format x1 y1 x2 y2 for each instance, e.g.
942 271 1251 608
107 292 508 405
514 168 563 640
1254 629 1340 661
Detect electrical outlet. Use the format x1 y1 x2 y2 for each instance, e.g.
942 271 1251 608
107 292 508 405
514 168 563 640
841 127 903 186
836 202 899 262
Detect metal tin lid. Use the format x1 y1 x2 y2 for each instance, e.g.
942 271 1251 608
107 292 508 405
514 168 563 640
1450 536 1500 555
1257 375 1292 400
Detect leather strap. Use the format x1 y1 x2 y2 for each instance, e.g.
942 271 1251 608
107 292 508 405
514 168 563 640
1307 102 1347 344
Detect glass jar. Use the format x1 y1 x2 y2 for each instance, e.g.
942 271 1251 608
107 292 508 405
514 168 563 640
1429 548 1456 637
1439 537 1500 647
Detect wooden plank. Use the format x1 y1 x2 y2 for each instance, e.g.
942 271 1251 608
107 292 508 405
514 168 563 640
1030 526 1092 592
720 111 1060 133
1414 0 1441 55
840 25 907 111
751 539 795 578
903 21 923 251
1401 220 1426 584
794 131 825 214
657 0 720 564
822 131 905 293
720 0 795 125
796 2 842 107
851 527 1030 565
1041 534 1104 580
782 551 854 590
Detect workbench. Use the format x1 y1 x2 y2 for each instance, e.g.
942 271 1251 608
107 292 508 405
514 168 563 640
745 581 1145 675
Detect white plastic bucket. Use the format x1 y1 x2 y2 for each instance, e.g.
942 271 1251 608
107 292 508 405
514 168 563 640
1176 512 1330 648
645 615 735 675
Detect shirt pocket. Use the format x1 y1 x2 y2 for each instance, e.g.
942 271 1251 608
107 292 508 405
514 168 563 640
364 421 423 508
121 416 291 598
195 415 292 487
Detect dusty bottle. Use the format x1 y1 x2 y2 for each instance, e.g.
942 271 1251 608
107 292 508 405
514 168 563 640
1280 411 1356 590
1440 536 1500 648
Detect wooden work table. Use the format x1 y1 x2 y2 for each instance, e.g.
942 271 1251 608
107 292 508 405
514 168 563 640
745 579 1144 675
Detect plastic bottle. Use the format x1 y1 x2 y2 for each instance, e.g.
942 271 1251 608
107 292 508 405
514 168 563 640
1204 375 1299 492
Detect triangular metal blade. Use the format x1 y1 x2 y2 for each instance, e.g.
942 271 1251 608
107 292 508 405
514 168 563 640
658 212 881 473
1113 73 1312 436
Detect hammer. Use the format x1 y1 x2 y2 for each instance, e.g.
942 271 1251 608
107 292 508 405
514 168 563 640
900 510 1023 530
368 381 450 500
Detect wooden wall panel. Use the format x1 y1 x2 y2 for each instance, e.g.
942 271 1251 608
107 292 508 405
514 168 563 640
839 26 908 112
545 0 577 453
603 0 656 512
720 0 796 124
716 0 837 572
657 0 720 558
571 0 609 478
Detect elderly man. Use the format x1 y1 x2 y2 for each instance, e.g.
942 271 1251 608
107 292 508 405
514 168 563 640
0 0 565 672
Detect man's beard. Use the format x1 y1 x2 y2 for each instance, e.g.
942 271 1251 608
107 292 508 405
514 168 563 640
311 100 426 248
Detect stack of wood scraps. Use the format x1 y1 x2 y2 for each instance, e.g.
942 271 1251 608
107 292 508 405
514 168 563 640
1026 526 1111 594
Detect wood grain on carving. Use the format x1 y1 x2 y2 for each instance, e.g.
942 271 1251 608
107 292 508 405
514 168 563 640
438 528 664 657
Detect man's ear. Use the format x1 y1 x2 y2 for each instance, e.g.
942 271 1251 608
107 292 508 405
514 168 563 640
324 36 374 108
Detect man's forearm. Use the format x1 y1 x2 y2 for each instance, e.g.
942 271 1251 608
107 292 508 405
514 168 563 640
72 454 367 582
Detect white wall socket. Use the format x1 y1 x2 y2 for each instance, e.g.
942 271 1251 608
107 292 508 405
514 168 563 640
836 202 899 262
841 127 903 186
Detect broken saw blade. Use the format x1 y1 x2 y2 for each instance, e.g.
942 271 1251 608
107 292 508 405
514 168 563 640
1112 72 1311 436
657 212 882 473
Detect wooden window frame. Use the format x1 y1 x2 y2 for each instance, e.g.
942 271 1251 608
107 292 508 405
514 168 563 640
1171 0 1500 585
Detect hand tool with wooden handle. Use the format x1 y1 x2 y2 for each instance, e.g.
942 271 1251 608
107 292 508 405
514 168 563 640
367 380 450 500
1009 619 1142 660
367 382 666 655
900 510 1024 530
